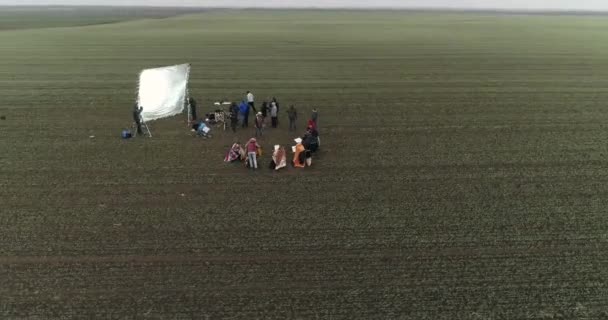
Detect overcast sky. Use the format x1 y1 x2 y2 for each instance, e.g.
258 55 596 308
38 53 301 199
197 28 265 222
1 0 607 11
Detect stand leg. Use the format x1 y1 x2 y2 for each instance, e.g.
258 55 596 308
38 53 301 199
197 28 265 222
138 115 152 138
142 121 152 138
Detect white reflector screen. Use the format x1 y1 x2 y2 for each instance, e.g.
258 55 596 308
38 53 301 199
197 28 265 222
137 64 190 122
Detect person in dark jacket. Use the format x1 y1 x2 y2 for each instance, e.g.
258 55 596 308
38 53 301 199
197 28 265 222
302 129 319 153
302 121 319 152
132 104 143 135
191 120 200 131
261 101 269 119
188 97 197 122
287 105 297 132
230 102 239 133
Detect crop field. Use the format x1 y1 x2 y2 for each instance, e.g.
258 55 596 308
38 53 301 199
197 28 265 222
1 8 608 319
0 6 207 30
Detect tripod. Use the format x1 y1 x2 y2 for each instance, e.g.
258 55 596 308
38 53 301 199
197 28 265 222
132 115 152 138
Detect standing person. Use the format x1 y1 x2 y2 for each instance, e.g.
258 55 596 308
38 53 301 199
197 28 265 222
132 104 143 135
270 101 278 128
287 105 297 132
188 97 197 123
272 97 280 113
261 101 269 120
230 102 239 133
311 108 318 127
240 100 249 128
254 112 264 137
246 91 256 113
246 138 260 170
272 97 280 125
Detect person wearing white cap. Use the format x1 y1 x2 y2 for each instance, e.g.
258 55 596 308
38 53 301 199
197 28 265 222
254 112 264 137
292 137 305 168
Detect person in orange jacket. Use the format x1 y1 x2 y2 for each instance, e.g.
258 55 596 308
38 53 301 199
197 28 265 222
292 137 306 168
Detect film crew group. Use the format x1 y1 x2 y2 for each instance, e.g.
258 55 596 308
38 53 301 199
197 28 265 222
224 101 320 171
124 90 321 171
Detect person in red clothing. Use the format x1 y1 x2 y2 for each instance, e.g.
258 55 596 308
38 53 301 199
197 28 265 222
303 120 320 153
246 138 260 169
307 119 317 131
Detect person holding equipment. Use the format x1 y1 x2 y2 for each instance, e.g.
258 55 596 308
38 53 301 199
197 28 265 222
132 104 143 135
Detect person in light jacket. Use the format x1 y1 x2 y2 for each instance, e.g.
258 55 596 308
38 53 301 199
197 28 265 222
270 101 278 128
254 112 264 137
246 91 256 113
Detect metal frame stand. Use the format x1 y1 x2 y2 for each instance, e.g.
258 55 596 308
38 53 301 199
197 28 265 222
132 116 152 138
186 90 192 126
141 118 152 137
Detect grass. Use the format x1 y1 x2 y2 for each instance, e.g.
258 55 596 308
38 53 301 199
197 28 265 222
1 8 608 319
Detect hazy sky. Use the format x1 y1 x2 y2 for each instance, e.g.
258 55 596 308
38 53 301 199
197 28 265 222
1 0 608 11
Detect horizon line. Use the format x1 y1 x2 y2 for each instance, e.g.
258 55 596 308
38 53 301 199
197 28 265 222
1 5 608 14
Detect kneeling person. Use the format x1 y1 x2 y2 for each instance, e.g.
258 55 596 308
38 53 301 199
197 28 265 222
271 145 287 171
293 138 306 168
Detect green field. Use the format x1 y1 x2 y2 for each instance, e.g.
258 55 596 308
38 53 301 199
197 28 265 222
2 8 608 319
0 6 207 30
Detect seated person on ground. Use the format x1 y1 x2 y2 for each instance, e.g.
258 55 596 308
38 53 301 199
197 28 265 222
205 112 217 124
196 121 211 137
293 138 306 168
225 143 245 162
302 129 319 153
270 145 287 170
191 120 201 131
